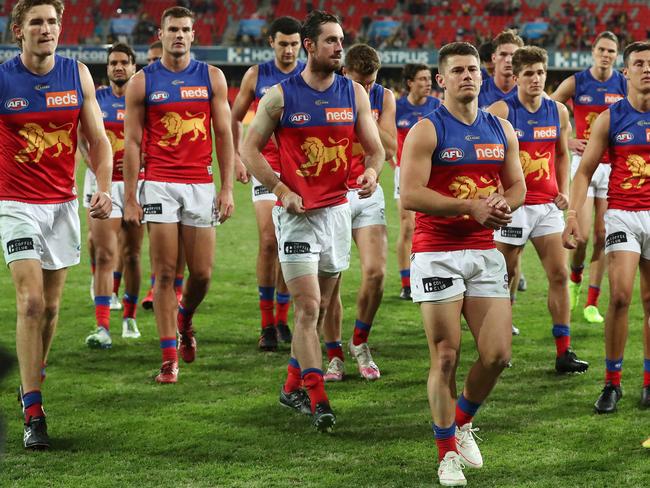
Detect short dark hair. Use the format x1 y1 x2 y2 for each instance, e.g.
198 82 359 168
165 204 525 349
345 44 381 75
108 42 136 65
149 40 162 50
593 31 618 48
12 0 64 48
623 41 650 67
269 16 301 40
492 29 524 50
512 46 548 75
438 42 479 73
403 63 430 86
478 41 495 64
161 6 194 27
301 10 340 44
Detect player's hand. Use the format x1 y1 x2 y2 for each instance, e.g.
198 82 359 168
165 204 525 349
89 191 112 220
484 192 511 213
234 156 249 184
357 168 378 199
124 198 143 226
568 138 587 156
216 188 234 223
281 191 305 214
554 192 569 210
561 212 583 249
469 197 512 229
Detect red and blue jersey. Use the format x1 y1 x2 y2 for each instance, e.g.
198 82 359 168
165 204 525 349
607 98 650 211
275 73 356 210
0 55 83 204
395 95 440 166
412 105 507 252
143 59 213 184
478 76 516 110
348 82 385 188
573 69 626 163
505 95 560 205
255 60 305 173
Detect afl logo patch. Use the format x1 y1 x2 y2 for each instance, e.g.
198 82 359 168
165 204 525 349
149 91 169 102
290 112 311 125
615 131 634 143
578 95 593 104
514 128 524 138
260 85 272 95
397 119 410 128
5 98 29 111
440 148 464 162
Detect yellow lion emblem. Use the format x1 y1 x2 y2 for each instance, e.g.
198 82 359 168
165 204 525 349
15 122 74 163
584 112 599 139
297 137 349 177
449 176 498 200
621 154 650 189
520 150 551 180
106 129 125 155
158 111 207 147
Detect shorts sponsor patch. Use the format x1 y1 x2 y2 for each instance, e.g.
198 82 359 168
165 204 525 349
606 231 627 247
7 238 34 254
254 185 271 197
284 242 310 254
422 277 453 293
500 227 523 238
142 203 163 215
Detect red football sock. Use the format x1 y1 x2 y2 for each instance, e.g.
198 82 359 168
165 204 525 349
435 436 457 462
326 342 344 362
112 272 122 295
259 299 274 329
283 360 302 393
586 286 600 307
605 370 622 387
275 300 290 325
302 371 328 412
95 301 110 331
161 337 177 363
555 336 570 357
570 265 583 284
643 370 650 388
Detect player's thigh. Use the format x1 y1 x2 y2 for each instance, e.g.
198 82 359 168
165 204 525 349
421 301 464 361
463 296 512 360
531 232 568 278
148 222 180 271
254 199 277 241
353 224 387 275
181 224 215 275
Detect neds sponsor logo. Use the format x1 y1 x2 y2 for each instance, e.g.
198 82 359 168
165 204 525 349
325 107 353 123
117 109 125 121
533 126 557 139
605 93 623 105
180 86 208 99
474 144 504 160
46 90 78 108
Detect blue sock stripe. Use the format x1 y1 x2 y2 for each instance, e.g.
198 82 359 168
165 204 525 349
123 293 138 304
432 423 456 439
552 324 570 338
258 286 275 301
150 275 155 286
457 394 481 416
605 358 623 372
174 277 184 288
160 339 177 349
23 391 42 408
178 305 193 317
354 319 372 331
301 368 323 378
94 295 111 306
325 341 342 350
276 292 291 304
644 359 650 372
571 264 584 272
288 357 300 369
400 269 411 278
113 271 122 280
588 285 600 291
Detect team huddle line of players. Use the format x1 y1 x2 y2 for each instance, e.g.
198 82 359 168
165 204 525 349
1 1 650 485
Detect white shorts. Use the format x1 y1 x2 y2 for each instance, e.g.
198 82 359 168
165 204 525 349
394 166 400 199
571 155 610 199
109 180 143 219
0 199 80 270
494 203 564 246
251 175 278 203
410 248 509 302
82 168 97 208
604 209 650 259
349 185 386 229
272 203 351 274
140 181 217 227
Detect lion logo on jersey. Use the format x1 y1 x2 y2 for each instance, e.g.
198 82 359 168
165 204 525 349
449 176 498 200
157 111 207 147
584 112 599 139
296 137 349 177
106 129 125 155
520 150 551 180
620 154 650 189
15 122 74 163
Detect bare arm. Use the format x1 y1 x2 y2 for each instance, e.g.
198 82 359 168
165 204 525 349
78 62 112 219
485 100 510 119
353 82 385 198
497 118 526 213
550 75 586 155
230 65 259 184
554 101 571 209
122 70 146 226
377 88 397 161
209 65 236 223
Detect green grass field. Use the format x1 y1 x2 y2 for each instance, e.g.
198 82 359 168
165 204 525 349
0 168 648 487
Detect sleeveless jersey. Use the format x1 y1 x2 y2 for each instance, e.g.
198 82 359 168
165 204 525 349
275 74 356 210
607 98 650 211
412 105 508 252
505 95 560 205
347 82 385 188
143 59 213 184
255 60 305 173
478 76 516 110
396 95 440 166
0 55 83 204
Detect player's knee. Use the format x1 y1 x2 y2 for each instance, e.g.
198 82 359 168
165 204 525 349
363 265 385 289
122 250 140 269
548 266 568 286
258 235 277 259
294 297 320 325
17 293 45 321
610 289 632 310
94 247 115 268
480 350 510 371
434 346 458 376
593 228 606 250
43 303 59 325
